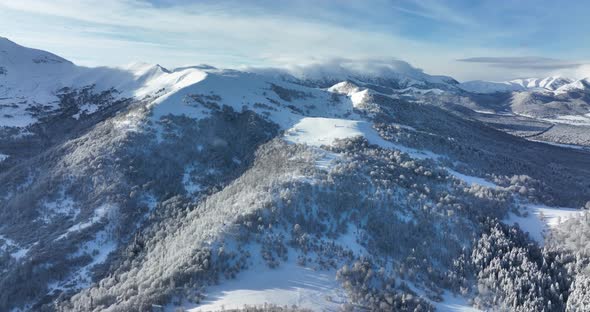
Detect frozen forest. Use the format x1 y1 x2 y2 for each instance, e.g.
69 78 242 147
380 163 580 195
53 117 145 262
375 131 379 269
0 35 589 312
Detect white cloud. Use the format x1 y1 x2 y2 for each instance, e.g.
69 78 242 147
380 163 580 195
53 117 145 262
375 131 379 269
392 0 477 27
0 1 456 67
574 64 590 79
0 0 585 81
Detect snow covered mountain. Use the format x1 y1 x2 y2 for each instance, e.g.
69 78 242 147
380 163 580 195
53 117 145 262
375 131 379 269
459 76 575 93
1 38 590 312
443 74 590 147
0 37 216 129
256 59 460 90
555 77 590 93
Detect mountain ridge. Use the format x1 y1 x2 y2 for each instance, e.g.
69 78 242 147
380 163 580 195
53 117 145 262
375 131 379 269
0 38 589 312
459 76 590 94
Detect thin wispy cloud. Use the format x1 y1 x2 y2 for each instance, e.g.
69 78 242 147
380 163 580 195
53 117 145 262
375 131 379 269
391 0 477 27
0 0 589 81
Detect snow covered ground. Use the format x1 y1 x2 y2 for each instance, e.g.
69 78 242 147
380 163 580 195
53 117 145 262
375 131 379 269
434 293 481 312
541 114 590 126
283 117 366 147
179 226 480 312
0 234 30 260
56 203 114 240
184 252 347 312
48 229 117 293
283 116 439 160
506 204 584 244
406 281 481 312
446 169 498 189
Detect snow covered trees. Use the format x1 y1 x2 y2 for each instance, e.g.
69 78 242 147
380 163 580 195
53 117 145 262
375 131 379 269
470 221 572 311
336 259 434 311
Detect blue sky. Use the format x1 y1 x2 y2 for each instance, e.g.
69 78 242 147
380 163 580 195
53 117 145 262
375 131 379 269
0 0 589 81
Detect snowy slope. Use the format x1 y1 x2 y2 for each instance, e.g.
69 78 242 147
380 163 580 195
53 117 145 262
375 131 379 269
1 37 461 131
555 77 590 94
284 118 369 147
185 250 347 312
0 37 209 128
2 38 588 312
505 204 584 244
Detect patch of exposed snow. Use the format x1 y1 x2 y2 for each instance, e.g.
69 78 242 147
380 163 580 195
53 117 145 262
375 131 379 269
284 117 366 147
540 114 590 126
184 251 347 312
40 196 78 223
0 234 30 260
473 109 495 115
473 109 514 116
446 169 498 188
0 110 36 127
350 89 369 108
183 166 203 195
405 282 480 312
335 224 367 257
72 103 99 120
10 247 29 260
0 153 8 162
283 117 440 160
505 204 584 244
435 292 481 312
48 230 117 293
57 203 114 240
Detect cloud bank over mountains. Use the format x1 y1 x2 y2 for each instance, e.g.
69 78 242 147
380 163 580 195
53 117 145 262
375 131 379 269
0 0 589 81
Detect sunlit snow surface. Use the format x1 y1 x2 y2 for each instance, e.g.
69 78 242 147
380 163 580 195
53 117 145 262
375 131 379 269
405 281 481 312
283 116 439 159
283 117 365 147
183 252 346 312
177 225 481 312
435 293 481 312
446 169 498 189
506 204 584 244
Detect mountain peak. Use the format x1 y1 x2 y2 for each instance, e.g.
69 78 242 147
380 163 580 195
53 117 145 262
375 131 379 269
0 37 72 67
